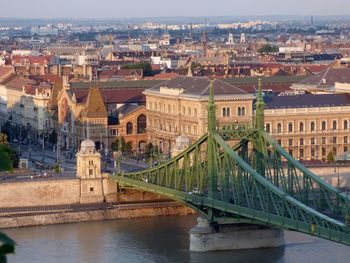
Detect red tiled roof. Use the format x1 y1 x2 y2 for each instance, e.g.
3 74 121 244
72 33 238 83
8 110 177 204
72 88 145 104
12 55 52 65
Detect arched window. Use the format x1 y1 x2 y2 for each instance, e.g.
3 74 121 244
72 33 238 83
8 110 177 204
266 123 270 133
242 107 245 116
311 121 315 132
321 121 326 131
344 120 348 130
222 107 227 117
126 122 133 135
237 107 242 116
288 122 293 132
277 123 282 133
300 122 304 132
226 107 231 117
333 120 337 130
137 114 146 134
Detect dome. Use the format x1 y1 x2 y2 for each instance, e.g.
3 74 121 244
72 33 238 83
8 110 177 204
80 139 96 154
174 134 191 151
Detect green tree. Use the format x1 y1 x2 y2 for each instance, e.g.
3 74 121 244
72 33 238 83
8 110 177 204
0 145 19 169
326 151 335 163
144 143 159 159
0 148 12 171
125 142 132 153
111 137 126 152
257 44 279 54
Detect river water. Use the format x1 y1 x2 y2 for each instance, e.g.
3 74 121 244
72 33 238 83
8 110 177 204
4 215 350 263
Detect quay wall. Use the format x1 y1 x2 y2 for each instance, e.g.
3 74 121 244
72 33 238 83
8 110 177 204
0 204 195 229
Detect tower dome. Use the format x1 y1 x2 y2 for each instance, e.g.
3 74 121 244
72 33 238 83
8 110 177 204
80 139 96 154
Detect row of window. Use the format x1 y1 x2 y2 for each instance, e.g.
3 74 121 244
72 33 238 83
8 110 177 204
277 136 348 147
286 146 348 158
148 102 199 117
150 118 199 135
126 114 147 135
266 120 349 133
222 106 246 117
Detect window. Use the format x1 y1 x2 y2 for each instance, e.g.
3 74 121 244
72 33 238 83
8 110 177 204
322 148 326 156
277 123 282 133
344 120 348 130
345 136 348 144
168 105 171 113
89 160 93 165
311 138 315 145
289 149 293 156
90 187 94 192
344 146 348 153
227 107 231 117
137 114 147 134
333 120 337 130
333 147 337 155
89 169 93 176
241 107 245 116
194 108 197 117
288 122 293 132
188 107 192 116
222 107 227 117
288 139 293 146
300 149 304 158
332 136 337 144
311 121 315 132
300 138 304 146
265 123 270 133
237 107 242 116
311 148 315 157
277 139 282 145
126 122 133 135
299 122 304 132
322 121 326 131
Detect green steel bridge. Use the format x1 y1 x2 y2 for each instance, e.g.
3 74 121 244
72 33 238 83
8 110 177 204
112 80 350 246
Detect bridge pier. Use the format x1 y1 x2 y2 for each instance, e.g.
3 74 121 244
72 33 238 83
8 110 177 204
189 217 284 252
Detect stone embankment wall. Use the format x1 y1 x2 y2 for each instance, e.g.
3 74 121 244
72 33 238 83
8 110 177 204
0 176 168 208
0 204 195 229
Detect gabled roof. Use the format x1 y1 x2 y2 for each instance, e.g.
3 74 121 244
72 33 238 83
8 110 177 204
84 86 108 117
146 76 252 99
297 68 350 88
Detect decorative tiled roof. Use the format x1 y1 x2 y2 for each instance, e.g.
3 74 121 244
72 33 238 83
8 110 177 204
84 86 108 117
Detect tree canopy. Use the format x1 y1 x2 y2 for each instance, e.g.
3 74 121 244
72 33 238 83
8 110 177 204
257 44 279 54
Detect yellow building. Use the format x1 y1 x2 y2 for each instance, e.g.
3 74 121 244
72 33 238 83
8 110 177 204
144 76 255 154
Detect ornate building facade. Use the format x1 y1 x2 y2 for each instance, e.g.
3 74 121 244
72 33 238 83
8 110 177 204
144 76 255 154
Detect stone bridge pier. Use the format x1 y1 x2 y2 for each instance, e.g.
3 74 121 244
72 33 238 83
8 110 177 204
189 217 285 252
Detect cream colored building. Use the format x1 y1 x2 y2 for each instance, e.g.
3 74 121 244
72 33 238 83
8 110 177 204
264 93 350 161
144 76 255 154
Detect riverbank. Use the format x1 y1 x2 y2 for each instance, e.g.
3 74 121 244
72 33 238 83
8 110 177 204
0 202 195 229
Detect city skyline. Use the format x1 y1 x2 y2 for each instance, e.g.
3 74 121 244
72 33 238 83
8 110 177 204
2 0 350 19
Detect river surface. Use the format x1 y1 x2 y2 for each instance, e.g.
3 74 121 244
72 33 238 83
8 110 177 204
4 215 350 263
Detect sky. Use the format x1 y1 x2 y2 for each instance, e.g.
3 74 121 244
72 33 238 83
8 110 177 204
2 0 350 19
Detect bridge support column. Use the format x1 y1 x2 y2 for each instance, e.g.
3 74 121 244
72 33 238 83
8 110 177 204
189 217 284 252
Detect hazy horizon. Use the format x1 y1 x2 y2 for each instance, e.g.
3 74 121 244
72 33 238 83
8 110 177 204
2 0 350 19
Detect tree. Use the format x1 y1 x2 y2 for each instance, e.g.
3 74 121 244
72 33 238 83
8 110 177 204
0 148 12 171
257 44 279 54
0 145 19 169
0 133 8 145
111 137 126 152
144 143 159 159
326 151 335 163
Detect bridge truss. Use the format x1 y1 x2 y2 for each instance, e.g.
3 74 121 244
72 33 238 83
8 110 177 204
112 80 350 246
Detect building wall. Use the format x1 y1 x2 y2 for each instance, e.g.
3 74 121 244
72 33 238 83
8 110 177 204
265 106 350 161
145 92 253 153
